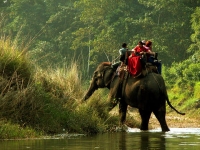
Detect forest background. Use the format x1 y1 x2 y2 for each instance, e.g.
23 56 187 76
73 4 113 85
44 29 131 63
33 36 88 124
0 0 200 138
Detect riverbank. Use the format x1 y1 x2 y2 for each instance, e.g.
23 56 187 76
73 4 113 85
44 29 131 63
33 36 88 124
125 107 200 129
152 111 200 128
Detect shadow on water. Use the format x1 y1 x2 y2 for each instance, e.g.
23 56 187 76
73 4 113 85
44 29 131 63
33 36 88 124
1 128 200 149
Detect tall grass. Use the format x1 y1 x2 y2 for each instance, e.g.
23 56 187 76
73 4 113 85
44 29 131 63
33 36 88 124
0 37 123 138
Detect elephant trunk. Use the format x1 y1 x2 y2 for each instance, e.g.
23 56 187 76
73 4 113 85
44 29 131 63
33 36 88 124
82 80 98 101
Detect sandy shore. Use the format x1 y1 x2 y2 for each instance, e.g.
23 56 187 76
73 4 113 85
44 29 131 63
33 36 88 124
150 112 200 128
125 108 200 129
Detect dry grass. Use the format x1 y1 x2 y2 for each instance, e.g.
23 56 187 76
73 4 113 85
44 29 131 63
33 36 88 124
0 37 114 135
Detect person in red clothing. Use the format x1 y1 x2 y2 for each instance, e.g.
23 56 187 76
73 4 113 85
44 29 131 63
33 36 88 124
130 41 154 57
144 40 154 62
144 40 152 51
144 40 162 74
128 41 154 76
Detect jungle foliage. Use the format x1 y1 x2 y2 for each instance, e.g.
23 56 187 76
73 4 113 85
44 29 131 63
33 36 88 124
0 0 199 75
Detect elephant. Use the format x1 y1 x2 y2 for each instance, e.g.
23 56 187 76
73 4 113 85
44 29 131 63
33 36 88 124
82 62 185 132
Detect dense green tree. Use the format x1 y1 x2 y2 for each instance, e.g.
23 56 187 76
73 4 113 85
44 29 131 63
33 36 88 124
189 7 200 55
73 0 148 73
72 0 198 70
138 0 199 64
0 0 199 75
1 0 79 67
3 0 47 45
30 0 79 67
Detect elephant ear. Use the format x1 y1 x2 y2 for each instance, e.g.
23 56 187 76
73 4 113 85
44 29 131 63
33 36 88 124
104 69 115 86
93 70 102 79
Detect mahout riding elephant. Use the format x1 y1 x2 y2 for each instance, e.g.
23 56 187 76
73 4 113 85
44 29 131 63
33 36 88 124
82 62 185 132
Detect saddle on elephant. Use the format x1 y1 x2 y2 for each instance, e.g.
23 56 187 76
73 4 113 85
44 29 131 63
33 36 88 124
115 52 161 81
127 53 160 77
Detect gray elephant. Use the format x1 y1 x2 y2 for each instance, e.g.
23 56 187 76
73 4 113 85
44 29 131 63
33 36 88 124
82 62 185 132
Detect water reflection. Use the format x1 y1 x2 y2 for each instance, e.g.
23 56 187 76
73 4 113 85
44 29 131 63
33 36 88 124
1 128 200 149
118 131 166 150
117 128 200 149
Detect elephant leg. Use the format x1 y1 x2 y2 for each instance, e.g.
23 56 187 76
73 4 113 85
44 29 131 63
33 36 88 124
108 78 121 111
153 108 170 132
119 101 128 126
139 109 151 130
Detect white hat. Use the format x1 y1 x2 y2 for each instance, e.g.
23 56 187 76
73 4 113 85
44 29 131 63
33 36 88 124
142 40 146 45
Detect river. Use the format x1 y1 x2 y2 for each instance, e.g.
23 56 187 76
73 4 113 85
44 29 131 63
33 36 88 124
1 128 200 150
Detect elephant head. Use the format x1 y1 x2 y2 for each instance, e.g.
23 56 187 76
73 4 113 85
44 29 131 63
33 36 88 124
82 62 115 101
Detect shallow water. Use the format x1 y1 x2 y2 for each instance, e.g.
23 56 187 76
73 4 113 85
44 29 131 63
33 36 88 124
1 128 200 150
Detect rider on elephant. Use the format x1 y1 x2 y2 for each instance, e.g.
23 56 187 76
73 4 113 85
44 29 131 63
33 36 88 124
119 42 129 66
144 40 162 74
127 41 155 76
112 42 129 70
130 40 155 59
130 40 162 74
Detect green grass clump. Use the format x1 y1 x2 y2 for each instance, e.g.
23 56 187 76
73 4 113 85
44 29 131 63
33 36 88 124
194 82 200 99
0 120 41 139
71 89 118 134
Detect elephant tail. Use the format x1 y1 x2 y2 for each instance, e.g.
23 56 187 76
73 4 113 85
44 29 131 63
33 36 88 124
166 96 185 115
